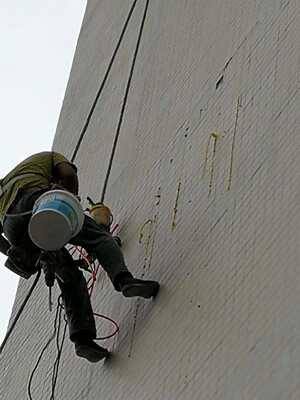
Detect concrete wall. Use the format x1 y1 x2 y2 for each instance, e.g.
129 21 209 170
1 0 300 399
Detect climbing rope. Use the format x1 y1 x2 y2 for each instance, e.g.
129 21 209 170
71 0 139 163
100 0 151 202
72 0 151 201
27 296 62 400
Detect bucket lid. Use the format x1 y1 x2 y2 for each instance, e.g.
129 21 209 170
29 209 72 251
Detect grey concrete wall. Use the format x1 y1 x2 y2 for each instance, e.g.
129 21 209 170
1 0 300 399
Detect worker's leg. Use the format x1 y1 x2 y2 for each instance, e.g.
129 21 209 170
38 248 109 362
56 249 109 361
53 249 96 340
70 215 129 288
70 215 159 298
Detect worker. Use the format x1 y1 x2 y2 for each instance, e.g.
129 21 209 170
0 151 159 362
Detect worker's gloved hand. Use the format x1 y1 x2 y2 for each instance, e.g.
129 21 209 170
88 203 113 229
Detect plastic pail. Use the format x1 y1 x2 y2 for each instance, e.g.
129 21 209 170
28 190 84 251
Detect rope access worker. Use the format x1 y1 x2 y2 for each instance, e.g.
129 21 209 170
0 151 159 362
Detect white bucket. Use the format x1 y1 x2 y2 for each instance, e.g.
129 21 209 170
28 190 84 251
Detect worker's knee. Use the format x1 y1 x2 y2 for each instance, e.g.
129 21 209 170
55 262 83 285
52 248 83 285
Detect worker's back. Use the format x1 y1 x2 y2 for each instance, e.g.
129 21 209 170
0 151 69 223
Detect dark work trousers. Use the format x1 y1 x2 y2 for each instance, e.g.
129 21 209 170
3 188 131 340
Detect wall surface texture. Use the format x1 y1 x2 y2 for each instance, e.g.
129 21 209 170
1 0 300 399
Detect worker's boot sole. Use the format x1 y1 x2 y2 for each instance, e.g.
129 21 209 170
5 257 32 279
122 281 160 299
75 343 110 363
6 246 39 279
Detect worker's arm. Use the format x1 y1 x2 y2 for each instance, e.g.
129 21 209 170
52 162 79 195
0 223 10 256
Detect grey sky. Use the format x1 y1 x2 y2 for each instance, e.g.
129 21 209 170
0 1 86 340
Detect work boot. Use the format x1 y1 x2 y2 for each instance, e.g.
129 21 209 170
74 338 110 363
119 276 160 299
5 245 40 279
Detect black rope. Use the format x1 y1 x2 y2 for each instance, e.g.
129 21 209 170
71 0 139 163
0 269 41 356
101 0 150 202
50 306 67 400
27 300 61 400
27 295 68 400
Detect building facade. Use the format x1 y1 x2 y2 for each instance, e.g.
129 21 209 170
1 0 300 399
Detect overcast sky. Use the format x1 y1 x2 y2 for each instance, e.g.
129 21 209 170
0 1 86 341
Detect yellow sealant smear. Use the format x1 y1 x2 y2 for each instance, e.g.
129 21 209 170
138 219 153 248
202 134 212 179
208 132 223 196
